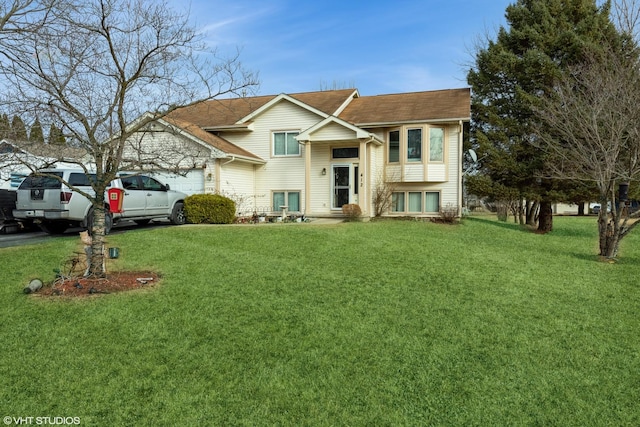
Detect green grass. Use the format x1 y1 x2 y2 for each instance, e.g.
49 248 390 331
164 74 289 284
1 216 639 426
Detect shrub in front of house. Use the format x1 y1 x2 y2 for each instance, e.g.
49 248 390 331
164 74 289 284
432 204 459 224
342 203 362 221
184 194 236 224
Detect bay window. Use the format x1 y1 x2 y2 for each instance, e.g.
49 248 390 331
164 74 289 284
407 128 422 162
388 130 400 163
429 127 444 162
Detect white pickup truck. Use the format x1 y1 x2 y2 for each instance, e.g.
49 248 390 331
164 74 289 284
13 168 187 234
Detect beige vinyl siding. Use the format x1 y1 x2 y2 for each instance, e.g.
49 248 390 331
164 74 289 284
218 161 256 214
312 122 358 141
440 125 460 209
309 143 332 215
426 164 447 182
224 101 323 160
404 164 423 182
223 100 327 215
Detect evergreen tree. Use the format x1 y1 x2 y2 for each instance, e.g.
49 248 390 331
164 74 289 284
467 0 626 232
10 115 28 141
29 117 45 144
0 114 10 140
47 124 66 146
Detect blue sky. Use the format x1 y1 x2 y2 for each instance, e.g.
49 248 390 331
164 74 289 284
173 0 513 96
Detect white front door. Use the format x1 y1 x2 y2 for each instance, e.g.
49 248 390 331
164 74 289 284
331 164 358 209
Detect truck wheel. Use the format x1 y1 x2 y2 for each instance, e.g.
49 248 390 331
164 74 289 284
170 202 186 225
86 208 113 235
39 222 68 235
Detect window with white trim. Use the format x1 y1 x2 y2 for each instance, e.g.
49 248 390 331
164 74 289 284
407 128 422 162
273 131 300 156
429 127 444 162
391 192 405 212
388 130 400 163
425 192 440 212
273 191 300 212
391 191 440 213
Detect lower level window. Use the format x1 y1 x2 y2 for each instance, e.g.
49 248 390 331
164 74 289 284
425 192 439 212
391 191 440 213
273 191 300 212
392 193 405 212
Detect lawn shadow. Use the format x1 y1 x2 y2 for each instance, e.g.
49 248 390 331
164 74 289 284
568 252 603 263
465 216 533 233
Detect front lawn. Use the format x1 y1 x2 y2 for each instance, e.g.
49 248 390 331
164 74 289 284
1 216 639 425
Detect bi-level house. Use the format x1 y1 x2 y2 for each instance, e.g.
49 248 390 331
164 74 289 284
130 88 470 219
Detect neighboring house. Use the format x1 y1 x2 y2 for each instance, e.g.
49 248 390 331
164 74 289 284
0 139 88 190
128 88 471 218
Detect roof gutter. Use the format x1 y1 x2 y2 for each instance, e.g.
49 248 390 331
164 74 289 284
352 117 471 128
221 155 266 166
222 156 236 166
364 134 384 145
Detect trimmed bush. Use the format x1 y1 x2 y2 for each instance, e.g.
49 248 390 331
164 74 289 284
341 203 362 221
184 194 236 224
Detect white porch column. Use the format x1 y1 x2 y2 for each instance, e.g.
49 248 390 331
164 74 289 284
359 139 368 216
304 141 311 215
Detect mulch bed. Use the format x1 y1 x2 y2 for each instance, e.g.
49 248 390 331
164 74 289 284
36 271 160 297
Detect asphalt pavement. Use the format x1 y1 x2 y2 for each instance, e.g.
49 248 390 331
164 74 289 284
0 220 168 248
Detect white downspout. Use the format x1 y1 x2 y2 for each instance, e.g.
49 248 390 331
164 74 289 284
458 120 463 217
222 156 236 166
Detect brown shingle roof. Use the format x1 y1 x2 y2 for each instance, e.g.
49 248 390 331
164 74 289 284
338 88 470 126
167 96 275 128
288 89 357 116
162 116 263 161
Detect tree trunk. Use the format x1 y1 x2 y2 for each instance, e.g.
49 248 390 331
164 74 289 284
88 206 107 277
496 202 508 222
537 200 553 233
577 202 585 216
598 201 624 258
526 200 538 226
518 199 525 225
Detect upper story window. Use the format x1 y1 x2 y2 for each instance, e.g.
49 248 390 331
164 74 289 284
273 131 300 156
388 130 400 163
429 127 444 162
407 128 422 162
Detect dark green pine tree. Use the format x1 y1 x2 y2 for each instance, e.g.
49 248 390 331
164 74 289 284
0 114 10 140
29 117 45 144
47 124 66 146
10 115 28 142
467 0 627 232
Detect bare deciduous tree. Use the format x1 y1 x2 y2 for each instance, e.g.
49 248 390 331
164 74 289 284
371 170 398 217
613 0 640 39
0 0 258 276
534 49 640 258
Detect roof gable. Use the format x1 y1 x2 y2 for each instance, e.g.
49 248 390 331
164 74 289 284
297 117 383 144
166 89 358 129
